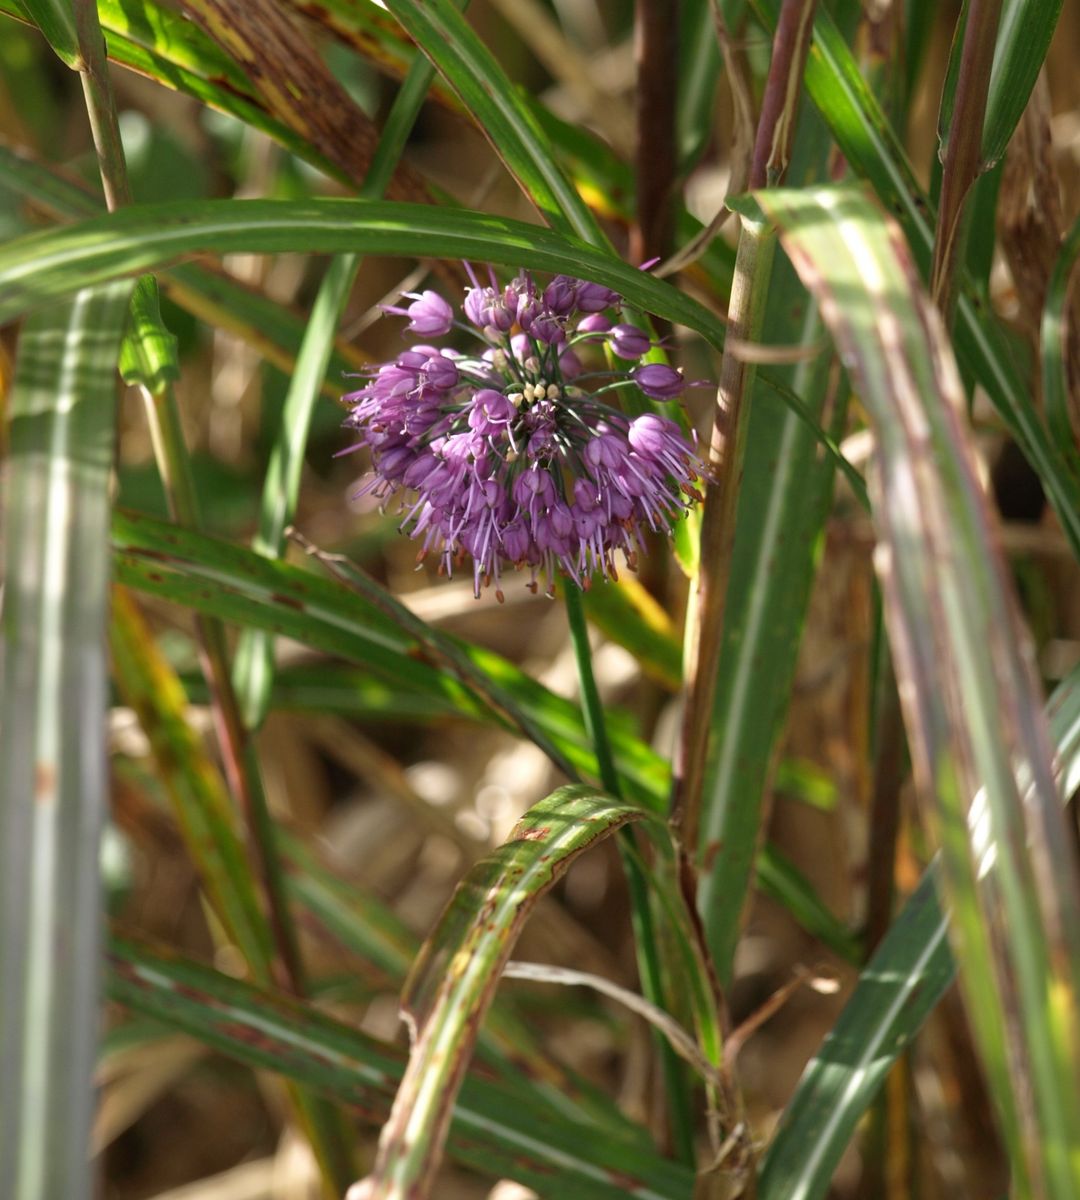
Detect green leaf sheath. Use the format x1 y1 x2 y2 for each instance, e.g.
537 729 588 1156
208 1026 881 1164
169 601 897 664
0 281 132 1200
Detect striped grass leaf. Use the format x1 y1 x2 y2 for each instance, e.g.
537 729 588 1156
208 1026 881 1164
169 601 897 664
107 934 695 1200
749 0 1080 561
758 660 1080 1200
0 143 369 393
279 832 641 1140
110 508 671 808
0 281 132 1200
756 184 1080 1198
353 785 648 1200
0 198 726 348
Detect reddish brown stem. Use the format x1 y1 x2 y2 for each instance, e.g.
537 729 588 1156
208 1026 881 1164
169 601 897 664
931 0 1004 319
631 0 679 268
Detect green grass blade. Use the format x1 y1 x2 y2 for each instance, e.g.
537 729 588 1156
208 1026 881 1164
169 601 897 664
0 281 132 1200
109 509 671 808
17 0 81 66
231 252 359 729
748 0 1080 560
233 33 443 729
107 935 695 1200
695 89 846 975
1 0 355 184
759 660 1080 1199
983 0 1064 166
0 143 370 391
757 865 954 1199
0 197 725 347
1040 208 1080 478
357 785 647 1199
758 184 1080 1198
381 0 605 244
676 0 722 172
117 511 855 957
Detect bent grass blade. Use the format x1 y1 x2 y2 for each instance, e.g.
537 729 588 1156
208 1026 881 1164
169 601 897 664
352 785 648 1200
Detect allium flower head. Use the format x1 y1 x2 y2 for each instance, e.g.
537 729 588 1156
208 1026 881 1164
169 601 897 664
342 267 706 599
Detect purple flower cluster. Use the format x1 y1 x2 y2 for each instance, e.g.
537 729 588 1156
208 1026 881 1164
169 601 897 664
342 267 705 599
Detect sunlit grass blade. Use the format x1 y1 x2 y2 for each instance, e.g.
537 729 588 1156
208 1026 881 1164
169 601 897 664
749 0 1080 559
107 935 695 1200
757 184 1080 1198
355 785 647 1200
0 198 725 348
0 142 369 391
381 0 604 243
1 0 355 186
0 281 132 1200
